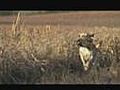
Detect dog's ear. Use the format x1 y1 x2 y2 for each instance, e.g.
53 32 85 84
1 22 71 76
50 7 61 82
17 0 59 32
78 33 82 37
79 33 87 38
91 34 94 37
89 33 94 37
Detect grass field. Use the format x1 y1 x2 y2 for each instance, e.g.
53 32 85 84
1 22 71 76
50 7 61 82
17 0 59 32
0 11 120 84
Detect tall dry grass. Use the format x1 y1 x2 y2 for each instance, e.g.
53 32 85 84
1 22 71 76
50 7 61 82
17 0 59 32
0 13 120 84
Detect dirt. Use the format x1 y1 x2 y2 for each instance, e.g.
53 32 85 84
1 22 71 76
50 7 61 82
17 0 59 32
0 11 120 27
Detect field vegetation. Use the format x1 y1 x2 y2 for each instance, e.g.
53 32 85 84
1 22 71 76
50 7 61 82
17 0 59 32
0 11 120 84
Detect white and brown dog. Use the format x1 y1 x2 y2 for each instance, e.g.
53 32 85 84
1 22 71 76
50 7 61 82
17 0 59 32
76 33 102 71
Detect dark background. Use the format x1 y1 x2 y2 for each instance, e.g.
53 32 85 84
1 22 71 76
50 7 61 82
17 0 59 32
0 0 120 10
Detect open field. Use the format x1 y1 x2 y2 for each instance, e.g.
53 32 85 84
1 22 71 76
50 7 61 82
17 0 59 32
0 11 120 84
1 11 120 27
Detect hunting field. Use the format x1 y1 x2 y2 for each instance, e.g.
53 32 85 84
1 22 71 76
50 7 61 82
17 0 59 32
0 11 120 84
